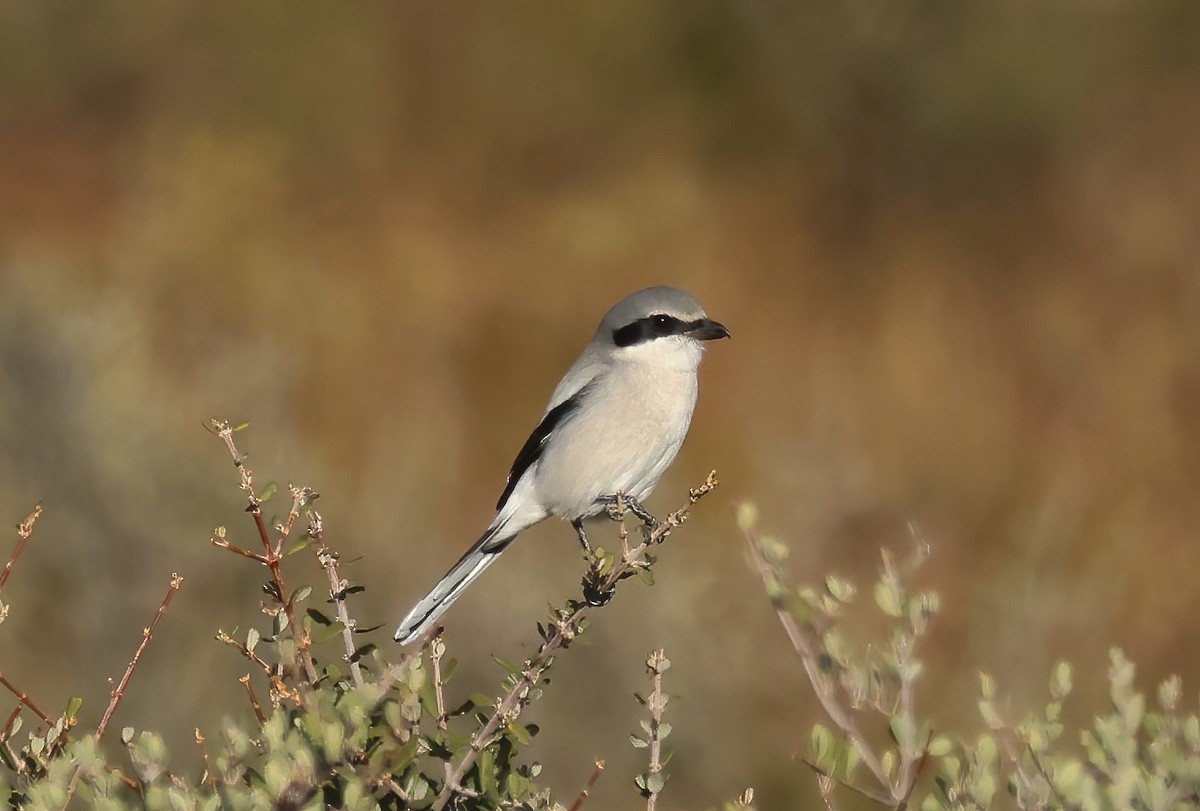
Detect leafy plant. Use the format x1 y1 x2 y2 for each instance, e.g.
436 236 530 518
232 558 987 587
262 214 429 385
740 503 1200 811
0 421 727 810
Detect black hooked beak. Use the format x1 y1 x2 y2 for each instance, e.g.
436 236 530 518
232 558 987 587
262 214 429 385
689 318 730 341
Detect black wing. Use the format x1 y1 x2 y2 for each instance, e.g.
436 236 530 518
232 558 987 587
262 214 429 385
496 385 589 511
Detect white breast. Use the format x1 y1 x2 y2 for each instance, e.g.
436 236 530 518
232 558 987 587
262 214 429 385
532 349 700 520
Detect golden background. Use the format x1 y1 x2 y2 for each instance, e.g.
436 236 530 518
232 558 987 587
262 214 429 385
2 3 1199 807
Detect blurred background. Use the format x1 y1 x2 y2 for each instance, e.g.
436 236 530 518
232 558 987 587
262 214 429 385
2 2 1199 807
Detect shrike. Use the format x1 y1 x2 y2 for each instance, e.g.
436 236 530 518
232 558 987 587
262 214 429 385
394 286 729 644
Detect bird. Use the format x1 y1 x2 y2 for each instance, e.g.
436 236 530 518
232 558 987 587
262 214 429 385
394 285 729 644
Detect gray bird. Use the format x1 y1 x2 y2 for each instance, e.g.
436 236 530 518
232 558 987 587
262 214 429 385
394 285 729 644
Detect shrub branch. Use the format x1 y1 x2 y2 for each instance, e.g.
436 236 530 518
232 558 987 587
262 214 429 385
430 471 719 810
0 502 43 597
208 420 320 686
97 573 184 740
313 511 364 688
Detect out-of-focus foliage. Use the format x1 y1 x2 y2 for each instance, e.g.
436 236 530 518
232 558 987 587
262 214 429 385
2 3 1200 806
743 504 1200 811
1 427 733 810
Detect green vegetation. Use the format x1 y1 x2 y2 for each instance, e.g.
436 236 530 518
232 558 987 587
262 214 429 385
3 426 1198 809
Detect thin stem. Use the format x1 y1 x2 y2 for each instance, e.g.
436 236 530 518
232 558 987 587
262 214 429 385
568 759 607 811
238 675 267 724
210 530 270 563
744 533 894 795
430 636 454 790
801 758 893 806
313 512 364 687
0 502 44 594
431 472 719 811
210 420 320 686
251 508 319 684
97 573 183 740
215 631 274 677
644 649 669 811
194 728 220 791
0 674 54 727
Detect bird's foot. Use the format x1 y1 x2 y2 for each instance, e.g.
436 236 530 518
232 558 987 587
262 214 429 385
599 493 660 528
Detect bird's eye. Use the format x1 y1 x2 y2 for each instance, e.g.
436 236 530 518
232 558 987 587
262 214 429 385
652 314 670 327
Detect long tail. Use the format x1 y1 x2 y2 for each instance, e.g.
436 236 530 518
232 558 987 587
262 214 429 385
393 523 515 645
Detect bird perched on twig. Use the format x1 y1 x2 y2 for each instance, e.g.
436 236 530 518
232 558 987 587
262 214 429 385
394 286 729 644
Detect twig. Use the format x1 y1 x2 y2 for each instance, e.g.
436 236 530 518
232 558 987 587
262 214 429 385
195 728 220 791
0 735 23 776
568 759 607 811
431 472 719 811
96 573 184 740
210 420 321 685
801 757 892 806
382 775 414 802
430 636 454 790
744 533 895 796
0 674 54 727
210 528 269 563
251 503 320 685
313 512 364 688
0 502 44 595
0 706 21 741
238 675 267 724
216 630 274 677
642 649 669 811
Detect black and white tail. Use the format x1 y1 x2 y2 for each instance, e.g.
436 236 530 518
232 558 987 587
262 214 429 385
393 524 514 644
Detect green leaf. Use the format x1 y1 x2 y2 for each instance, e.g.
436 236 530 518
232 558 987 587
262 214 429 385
507 721 534 746
492 655 523 675
874 581 902 617
735 501 758 531
286 534 316 556
927 736 953 758
646 771 666 794
260 481 278 503
312 621 347 645
306 607 333 626
1050 661 1072 700
825 575 856 604
811 723 833 767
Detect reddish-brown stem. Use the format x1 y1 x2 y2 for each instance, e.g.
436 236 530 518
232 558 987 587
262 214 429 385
0 502 44 594
568 759 607 811
195 728 220 791
96 573 183 740
251 508 319 684
210 536 269 563
238 675 266 724
215 631 274 677
0 674 54 727
212 421 320 685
